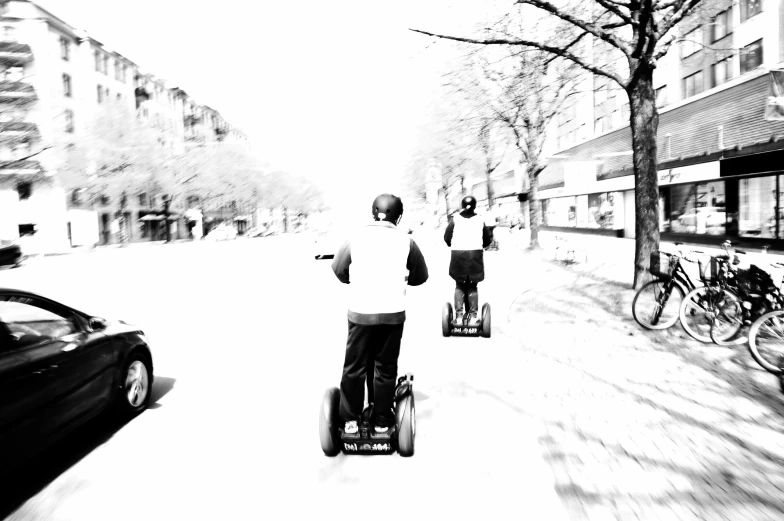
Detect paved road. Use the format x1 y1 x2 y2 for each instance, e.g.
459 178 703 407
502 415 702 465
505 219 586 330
0 234 570 521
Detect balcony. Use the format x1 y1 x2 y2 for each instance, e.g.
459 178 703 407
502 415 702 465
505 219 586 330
0 121 39 144
0 159 42 175
0 41 33 65
0 81 36 104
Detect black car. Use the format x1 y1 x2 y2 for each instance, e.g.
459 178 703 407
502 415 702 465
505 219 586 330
0 288 154 468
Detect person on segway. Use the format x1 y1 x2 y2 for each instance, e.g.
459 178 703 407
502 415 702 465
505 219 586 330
444 195 493 327
331 194 429 436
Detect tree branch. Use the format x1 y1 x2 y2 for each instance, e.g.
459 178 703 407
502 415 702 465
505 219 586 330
0 146 52 169
516 0 633 54
658 0 703 39
409 29 628 88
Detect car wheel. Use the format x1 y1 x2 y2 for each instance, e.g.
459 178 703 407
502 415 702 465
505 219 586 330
114 351 153 419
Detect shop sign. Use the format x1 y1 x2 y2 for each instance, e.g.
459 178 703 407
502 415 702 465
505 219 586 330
658 162 719 186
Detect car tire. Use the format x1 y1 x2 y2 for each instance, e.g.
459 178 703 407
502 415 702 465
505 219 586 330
113 351 153 419
319 387 341 457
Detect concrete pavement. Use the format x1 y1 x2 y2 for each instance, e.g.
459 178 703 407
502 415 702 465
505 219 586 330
494 241 784 520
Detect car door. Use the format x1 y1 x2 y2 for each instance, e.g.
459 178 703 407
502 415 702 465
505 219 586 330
0 320 70 467
0 295 117 447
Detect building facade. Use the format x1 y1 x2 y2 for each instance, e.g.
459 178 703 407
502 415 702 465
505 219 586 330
537 0 784 251
0 0 248 252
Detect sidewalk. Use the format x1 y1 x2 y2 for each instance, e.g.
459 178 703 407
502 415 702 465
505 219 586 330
497 247 784 520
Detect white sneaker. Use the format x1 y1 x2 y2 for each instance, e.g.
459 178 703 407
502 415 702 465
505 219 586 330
344 421 358 434
374 425 389 434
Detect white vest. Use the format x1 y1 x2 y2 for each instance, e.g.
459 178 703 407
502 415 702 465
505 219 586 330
451 214 484 250
348 223 411 314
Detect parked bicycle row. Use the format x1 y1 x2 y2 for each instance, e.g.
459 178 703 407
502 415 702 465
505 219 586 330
632 240 784 391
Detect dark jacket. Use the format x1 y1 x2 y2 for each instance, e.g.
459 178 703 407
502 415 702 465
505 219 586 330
444 210 492 284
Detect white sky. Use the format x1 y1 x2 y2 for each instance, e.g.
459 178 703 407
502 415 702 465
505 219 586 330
35 0 507 215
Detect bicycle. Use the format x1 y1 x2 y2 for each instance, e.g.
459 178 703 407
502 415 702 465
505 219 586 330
747 309 784 381
632 242 703 330
710 257 784 346
679 242 744 343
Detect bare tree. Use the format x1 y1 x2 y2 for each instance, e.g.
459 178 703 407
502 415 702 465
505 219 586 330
451 47 578 248
413 0 709 288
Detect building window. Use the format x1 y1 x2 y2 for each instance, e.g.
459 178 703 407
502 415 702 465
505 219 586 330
655 85 668 107
138 193 148 207
71 189 82 205
595 116 604 134
62 73 72 97
116 93 122 101
681 26 703 58
662 181 726 235
122 65 128 83
713 56 734 87
60 37 70 60
621 102 630 122
740 40 763 74
2 66 23 82
97 84 103 103
100 194 110 206
94 50 101 72
16 182 31 200
683 71 704 98
18 224 36 236
103 55 110 75
712 8 731 41
2 25 16 41
740 0 762 23
64 109 74 133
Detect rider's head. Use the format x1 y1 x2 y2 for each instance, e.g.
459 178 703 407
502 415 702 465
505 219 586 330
461 195 477 212
372 194 404 225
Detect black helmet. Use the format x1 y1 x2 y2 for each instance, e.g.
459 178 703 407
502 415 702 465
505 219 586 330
372 194 404 223
461 195 477 210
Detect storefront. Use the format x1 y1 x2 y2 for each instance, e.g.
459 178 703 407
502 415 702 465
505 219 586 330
539 149 784 250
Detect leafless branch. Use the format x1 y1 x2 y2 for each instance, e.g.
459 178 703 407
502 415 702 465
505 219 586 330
0 146 52 169
410 29 627 88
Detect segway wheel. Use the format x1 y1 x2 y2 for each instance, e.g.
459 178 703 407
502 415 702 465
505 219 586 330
442 302 453 337
480 303 491 338
396 394 415 457
319 387 341 457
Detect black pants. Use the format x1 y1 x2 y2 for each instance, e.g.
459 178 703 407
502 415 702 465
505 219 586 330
455 280 478 315
339 321 404 427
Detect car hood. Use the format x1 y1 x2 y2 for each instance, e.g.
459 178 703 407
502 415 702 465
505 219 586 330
102 319 144 336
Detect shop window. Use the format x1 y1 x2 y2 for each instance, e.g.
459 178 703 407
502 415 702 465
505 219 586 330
739 176 777 238
712 9 731 42
588 192 619 229
667 181 726 235
713 56 733 87
16 181 31 200
740 0 762 23
740 40 763 74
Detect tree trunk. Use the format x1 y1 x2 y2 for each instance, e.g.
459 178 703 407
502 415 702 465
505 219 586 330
628 66 661 289
485 167 495 209
527 167 541 250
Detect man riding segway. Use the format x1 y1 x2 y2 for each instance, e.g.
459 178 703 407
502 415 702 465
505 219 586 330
444 196 493 327
330 194 429 440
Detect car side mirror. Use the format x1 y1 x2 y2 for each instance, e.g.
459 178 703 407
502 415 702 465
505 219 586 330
88 317 108 331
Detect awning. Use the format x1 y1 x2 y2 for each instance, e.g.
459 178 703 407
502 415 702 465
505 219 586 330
139 214 164 221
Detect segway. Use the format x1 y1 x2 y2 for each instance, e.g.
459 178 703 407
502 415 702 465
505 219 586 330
442 302 491 338
319 373 415 457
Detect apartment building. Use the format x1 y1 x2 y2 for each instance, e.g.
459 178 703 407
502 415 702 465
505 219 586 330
537 0 784 251
0 0 248 252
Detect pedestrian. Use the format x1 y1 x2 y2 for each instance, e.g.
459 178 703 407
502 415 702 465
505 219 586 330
331 194 429 436
444 195 493 326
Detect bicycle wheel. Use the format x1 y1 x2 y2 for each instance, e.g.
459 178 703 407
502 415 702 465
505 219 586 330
680 286 741 343
747 310 784 375
709 296 745 345
632 279 685 330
